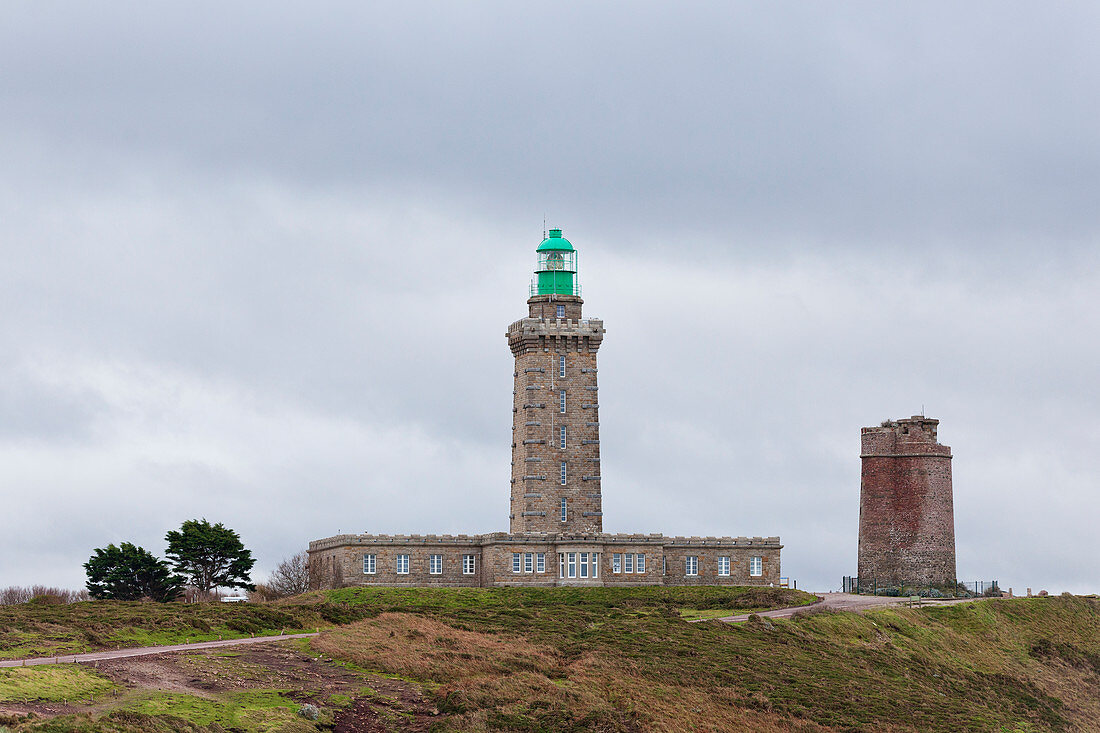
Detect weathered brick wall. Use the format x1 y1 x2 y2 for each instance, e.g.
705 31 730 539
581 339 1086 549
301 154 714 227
509 294 604 535
858 416 956 586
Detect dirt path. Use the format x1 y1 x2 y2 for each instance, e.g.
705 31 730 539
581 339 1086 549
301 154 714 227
0 636 439 730
0 632 318 668
689 592 987 624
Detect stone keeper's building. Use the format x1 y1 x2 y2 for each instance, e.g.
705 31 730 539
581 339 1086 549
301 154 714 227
308 230 781 588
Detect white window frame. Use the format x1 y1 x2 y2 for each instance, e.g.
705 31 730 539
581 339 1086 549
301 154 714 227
560 496 567 521
559 553 565 578
685 556 698 576
524 552 534 573
363 554 376 575
396 554 410 575
429 554 443 575
462 554 476 575
718 556 730 576
556 304 565 318
592 553 599 578
567 552 577 578
612 553 622 573
560 425 567 449
559 390 566 413
536 553 545 573
512 553 521 573
624 553 634 574
579 552 589 578
560 462 567 487
637 554 645 574
559 354 566 376
750 556 763 577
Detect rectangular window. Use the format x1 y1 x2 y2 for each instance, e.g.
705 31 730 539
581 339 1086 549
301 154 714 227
685 556 698 576
750 556 763 577
429 554 442 575
363 554 376 575
512 553 521 573
559 553 565 578
561 462 567 487
718 556 730 576
567 552 577 578
462 554 476 575
612 553 622 573
559 354 566 376
559 390 566 413
592 553 599 578
556 304 565 318
524 552 533 573
536 553 545 573
637 554 645 574
560 425 567 449
560 496 567 521
396 554 410 574
624 553 634 574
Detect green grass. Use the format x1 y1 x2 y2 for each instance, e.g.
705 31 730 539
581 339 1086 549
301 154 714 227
120 690 309 732
0 666 116 703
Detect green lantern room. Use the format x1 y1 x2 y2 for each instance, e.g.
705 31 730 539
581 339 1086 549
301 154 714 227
532 229 580 297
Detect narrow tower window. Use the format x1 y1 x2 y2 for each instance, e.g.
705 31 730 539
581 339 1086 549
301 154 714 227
560 462 567 486
561 497 567 521
559 390 566 413
560 425 567 449
559 354 566 376
556 304 565 318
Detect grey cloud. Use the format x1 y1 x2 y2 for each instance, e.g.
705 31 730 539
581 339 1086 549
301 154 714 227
1 3 1098 593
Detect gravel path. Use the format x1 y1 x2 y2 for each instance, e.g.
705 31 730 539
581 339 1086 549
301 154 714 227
0 632 319 668
689 591 986 624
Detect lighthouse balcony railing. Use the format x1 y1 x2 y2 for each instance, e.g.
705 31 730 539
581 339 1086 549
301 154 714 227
530 282 582 297
508 317 603 333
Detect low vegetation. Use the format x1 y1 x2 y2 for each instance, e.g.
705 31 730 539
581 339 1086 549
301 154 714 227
0 599 372 660
0 587 89 606
2 588 1098 731
0 666 115 703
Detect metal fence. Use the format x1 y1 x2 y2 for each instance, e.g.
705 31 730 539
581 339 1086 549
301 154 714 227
842 576 1000 598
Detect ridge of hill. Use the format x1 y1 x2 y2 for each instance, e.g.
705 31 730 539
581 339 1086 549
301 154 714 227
1 588 1098 731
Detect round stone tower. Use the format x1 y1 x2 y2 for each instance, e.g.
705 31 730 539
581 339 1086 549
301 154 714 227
857 416 956 587
507 229 605 535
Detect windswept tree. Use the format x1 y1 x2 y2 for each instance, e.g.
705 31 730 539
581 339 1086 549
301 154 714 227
165 519 256 597
266 551 310 598
84 543 183 602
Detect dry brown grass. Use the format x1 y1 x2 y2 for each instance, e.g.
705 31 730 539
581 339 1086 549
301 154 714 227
313 612 564 683
313 613 831 732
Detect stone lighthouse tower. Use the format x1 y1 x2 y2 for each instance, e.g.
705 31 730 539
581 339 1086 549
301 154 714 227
507 229 605 535
857 416 956 586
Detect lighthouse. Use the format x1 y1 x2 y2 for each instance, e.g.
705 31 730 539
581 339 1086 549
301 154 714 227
508 229 605 534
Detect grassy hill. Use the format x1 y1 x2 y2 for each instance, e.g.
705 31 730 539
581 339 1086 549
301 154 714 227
2 588 1099 731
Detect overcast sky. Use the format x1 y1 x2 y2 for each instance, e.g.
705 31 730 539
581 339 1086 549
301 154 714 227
2 3 1098 594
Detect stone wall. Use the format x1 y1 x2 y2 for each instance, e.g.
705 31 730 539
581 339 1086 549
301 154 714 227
308 533 782 589
857 416 956 586
509 294 605 535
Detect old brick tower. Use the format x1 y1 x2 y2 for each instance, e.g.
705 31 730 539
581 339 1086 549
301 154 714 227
857 416 956 586
508 229 605 534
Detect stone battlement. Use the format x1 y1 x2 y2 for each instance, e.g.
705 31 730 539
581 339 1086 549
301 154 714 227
861 415 950 457
310 532 783 552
